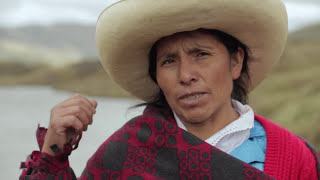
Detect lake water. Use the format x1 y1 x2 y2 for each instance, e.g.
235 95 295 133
0 86 144 179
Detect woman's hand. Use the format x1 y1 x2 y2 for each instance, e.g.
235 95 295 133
42 94 97 156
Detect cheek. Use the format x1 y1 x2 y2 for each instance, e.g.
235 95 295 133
204 62 234 94
156 72 177 105
156 69 173 94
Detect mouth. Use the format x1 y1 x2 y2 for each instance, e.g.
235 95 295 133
179 92 206 101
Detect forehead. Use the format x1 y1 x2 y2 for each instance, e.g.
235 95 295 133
156 30 222 54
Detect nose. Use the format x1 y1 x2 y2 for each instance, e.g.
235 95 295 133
178 59 198 86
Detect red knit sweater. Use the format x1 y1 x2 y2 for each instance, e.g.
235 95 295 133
255 114 319 179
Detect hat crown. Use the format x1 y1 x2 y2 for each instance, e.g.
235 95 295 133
96 0 288 101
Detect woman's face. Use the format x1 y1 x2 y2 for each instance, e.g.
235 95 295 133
156 31 244 125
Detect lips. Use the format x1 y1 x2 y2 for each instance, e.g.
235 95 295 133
179 92 206 101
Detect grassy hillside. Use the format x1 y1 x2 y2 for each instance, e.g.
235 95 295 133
1 23 319 150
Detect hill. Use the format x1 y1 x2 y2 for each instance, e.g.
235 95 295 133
0 23 97 66
0 59 130 98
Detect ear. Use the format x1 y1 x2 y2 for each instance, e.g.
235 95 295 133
231 47 244 80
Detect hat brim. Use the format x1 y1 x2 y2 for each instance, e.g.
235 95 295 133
96 0 288 102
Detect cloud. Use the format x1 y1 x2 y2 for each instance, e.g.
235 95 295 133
1 0 320 31
0 0 22 14
284 1 320 31
0 1 26 26
284 0 320 6
31 0 107 15
0 0 123 27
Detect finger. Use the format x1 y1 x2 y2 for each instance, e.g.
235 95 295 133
59 94 82 105
61 115 86 133
54 115 84 135
89 99 98 109
56 106 93 127
57 99 95 118
65 104 94 126
61 96 96 114
52 104 92 125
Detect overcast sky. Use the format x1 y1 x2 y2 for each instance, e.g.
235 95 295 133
1 0 320 31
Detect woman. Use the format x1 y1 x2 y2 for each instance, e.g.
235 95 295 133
20 0 319 179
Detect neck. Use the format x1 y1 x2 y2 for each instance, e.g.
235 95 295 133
178 101 240 140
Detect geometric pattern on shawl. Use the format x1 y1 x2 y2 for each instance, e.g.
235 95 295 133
81 105 276 180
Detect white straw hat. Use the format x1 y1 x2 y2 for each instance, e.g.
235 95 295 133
96 0 288 102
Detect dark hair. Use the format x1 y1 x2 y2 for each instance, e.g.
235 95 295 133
141 28 251 109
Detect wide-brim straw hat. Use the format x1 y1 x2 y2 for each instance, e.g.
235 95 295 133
96 0 288 102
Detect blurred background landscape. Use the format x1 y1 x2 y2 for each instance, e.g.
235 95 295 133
0 0 320 178
1 22 319 150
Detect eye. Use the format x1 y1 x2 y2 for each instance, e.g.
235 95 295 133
196 51 210 57
161 59 175 66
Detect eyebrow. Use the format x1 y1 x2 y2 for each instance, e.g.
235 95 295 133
188 44 213 52
184 45 213 55
181 43 214 55
157 51 179 62
187 47 206 54
157 44 213 60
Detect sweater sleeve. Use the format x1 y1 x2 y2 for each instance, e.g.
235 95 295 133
298 137 320 180
19 126 77 180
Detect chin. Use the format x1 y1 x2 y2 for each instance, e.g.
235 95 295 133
181 113 209 124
